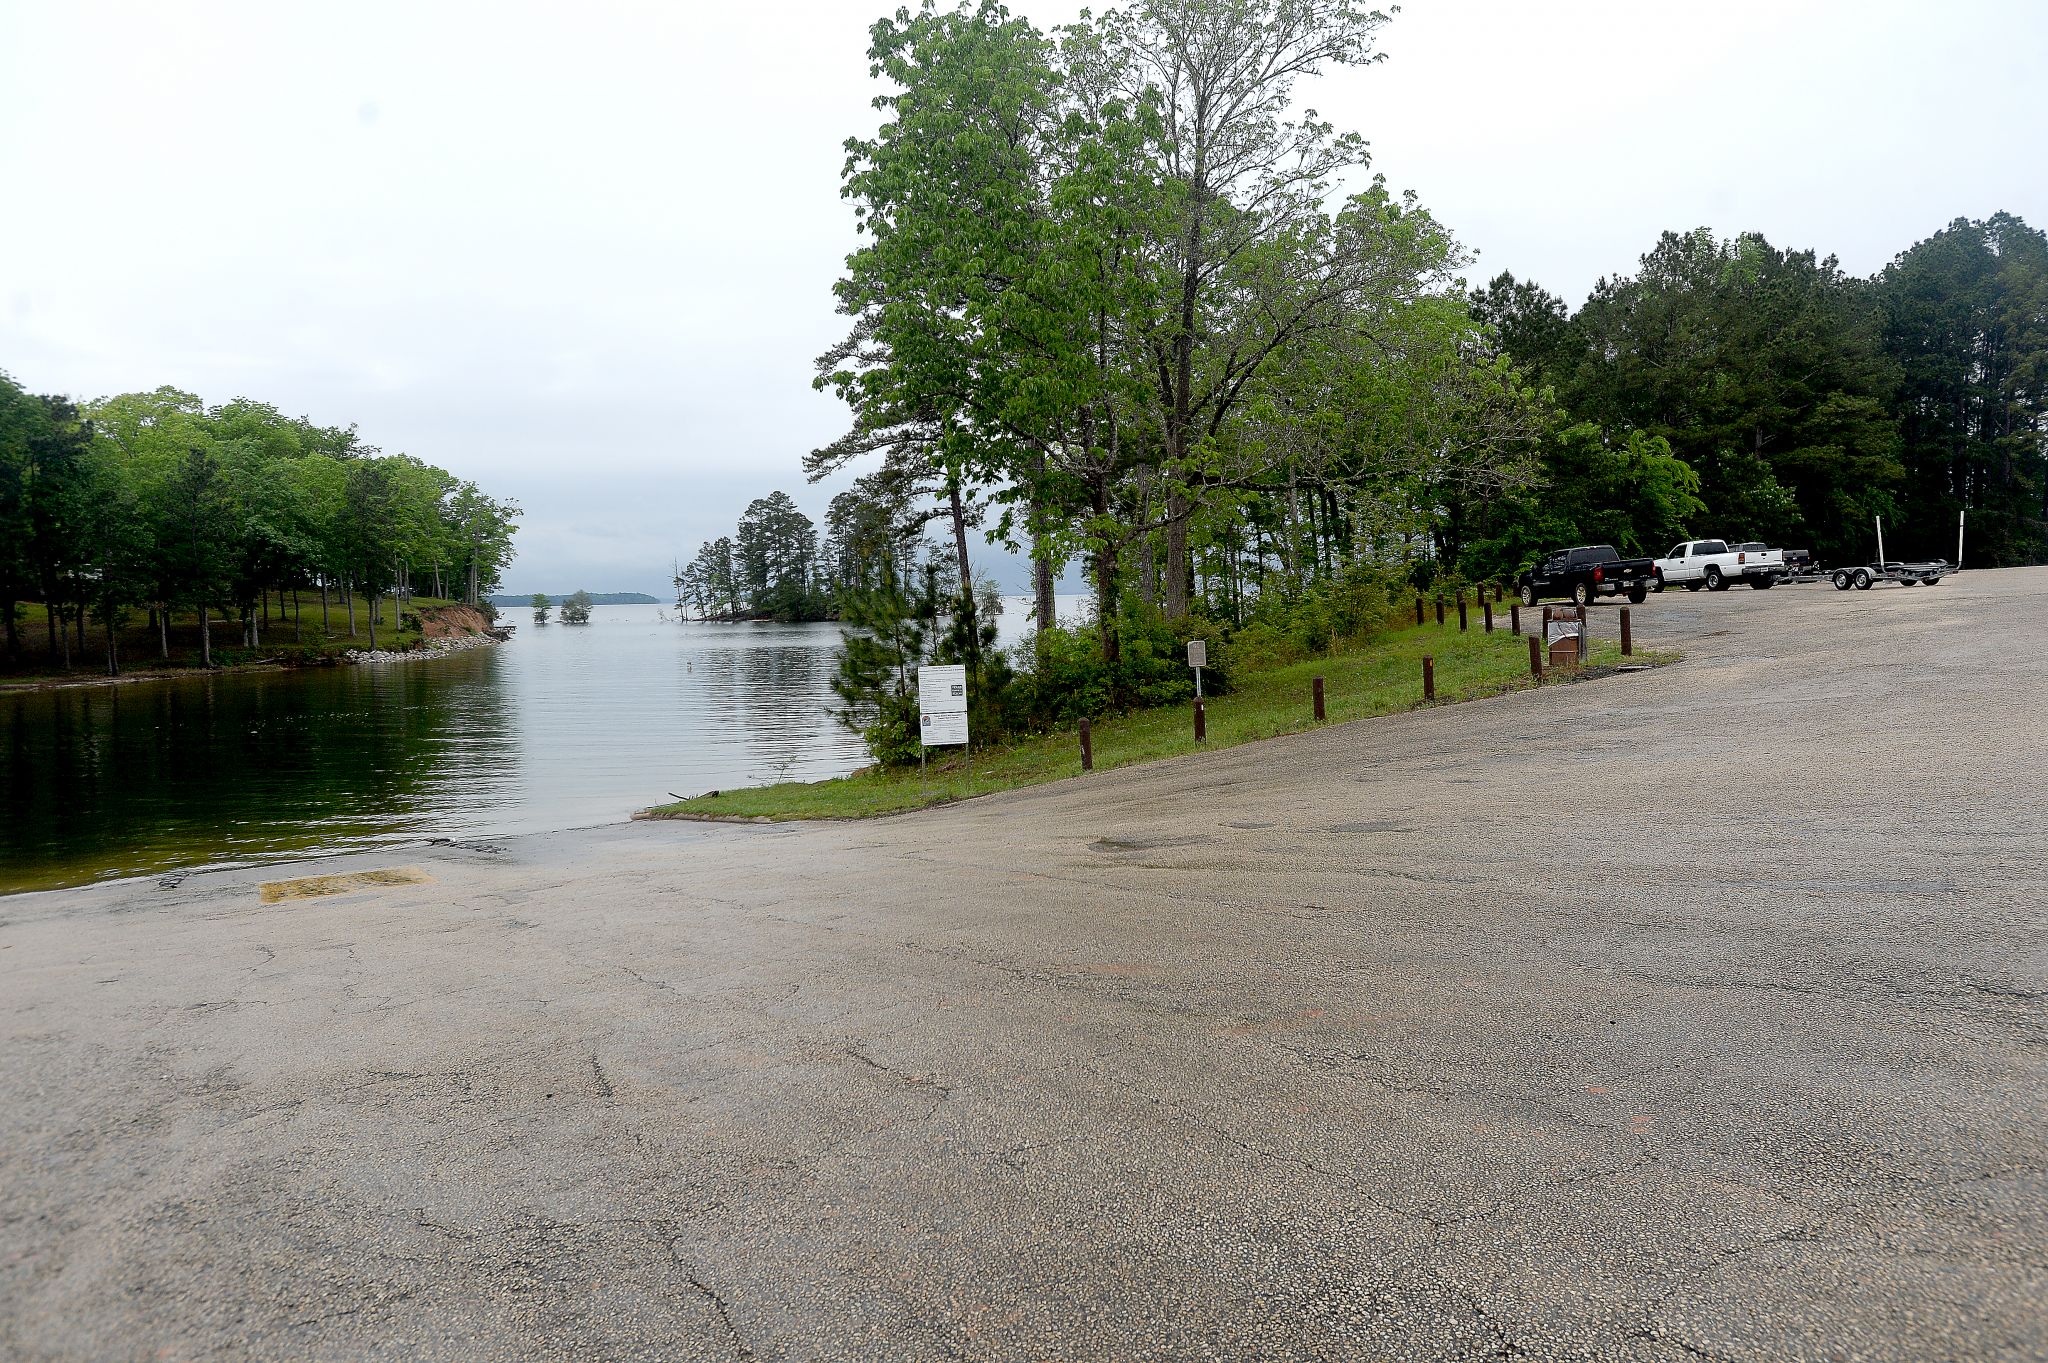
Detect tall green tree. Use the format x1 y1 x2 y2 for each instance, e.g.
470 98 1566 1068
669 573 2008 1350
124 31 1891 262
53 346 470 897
1878 213 2048 563
735 491 821 621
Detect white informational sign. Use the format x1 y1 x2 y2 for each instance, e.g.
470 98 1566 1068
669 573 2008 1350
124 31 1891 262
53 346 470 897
918 664 969 747
1545 617 1583 646
1186 639 1207 669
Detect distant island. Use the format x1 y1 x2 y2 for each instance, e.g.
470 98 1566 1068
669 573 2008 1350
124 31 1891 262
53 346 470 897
488 592 661 607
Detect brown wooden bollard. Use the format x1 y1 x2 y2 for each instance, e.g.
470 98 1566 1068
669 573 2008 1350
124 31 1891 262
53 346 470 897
1079 717 1093 771
1458 595 1468 631
1312 675 1326 722
1193 698 1206 743
1435 596 1446 626
1495 582 1504 603
1620 607 1632 656
1483 600 1494 633
1511 602 1521 635
1528 633 1543 679
1577 604 1588 638
1422 654 1435 702
1415 596 1424 626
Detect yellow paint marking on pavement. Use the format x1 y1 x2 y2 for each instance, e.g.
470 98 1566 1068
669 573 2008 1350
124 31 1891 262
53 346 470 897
259 867 431 904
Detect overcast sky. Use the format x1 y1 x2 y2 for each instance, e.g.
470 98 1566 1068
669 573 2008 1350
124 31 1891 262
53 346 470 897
2 1 2042 596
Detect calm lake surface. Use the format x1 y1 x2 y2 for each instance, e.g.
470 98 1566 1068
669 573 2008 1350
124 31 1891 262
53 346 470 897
2 600 1060 894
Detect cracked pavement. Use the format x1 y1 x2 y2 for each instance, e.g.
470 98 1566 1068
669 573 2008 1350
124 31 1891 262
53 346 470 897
2 568 2044 1361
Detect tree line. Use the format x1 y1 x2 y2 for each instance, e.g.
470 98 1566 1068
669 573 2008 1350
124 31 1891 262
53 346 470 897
1471 213 2048 569
752 0 2044 766
0 379 521 673
792 0 2043 662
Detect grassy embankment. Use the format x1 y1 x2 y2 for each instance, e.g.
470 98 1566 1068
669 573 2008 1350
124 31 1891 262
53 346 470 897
0 594 476 686
646 620 1669 822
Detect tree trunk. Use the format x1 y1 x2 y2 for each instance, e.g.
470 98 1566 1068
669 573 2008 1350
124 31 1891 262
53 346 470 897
1164 493 1191 617
1090 476 1122 664
1032 546 1055 638
1136 465 1158 608
106 612 118 677
158 607 169 659
199 605 212 668
345 584 355 637
1029 454 1057 639
1094 536 1121 665
1162 179 1203 619
946 472 978 672
367 594 377 650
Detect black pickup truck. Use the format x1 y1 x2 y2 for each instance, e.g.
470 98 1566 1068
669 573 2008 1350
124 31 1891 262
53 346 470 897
1517 545 1658 606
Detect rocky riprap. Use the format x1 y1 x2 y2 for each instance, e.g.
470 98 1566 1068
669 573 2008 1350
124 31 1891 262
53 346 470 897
346 634 502 665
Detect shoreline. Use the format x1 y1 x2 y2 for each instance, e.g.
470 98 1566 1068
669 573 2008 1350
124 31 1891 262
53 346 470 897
0 658 302 695
0 627 507 695
639 631 1666 825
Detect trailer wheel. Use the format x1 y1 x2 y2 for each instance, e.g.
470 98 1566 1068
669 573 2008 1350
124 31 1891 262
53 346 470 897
1924 575 1943 586
1832 571 1851 590
1853 569 1873 590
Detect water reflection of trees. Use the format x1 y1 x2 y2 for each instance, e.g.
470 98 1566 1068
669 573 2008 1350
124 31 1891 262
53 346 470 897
686 626 869 785
0 654 519 891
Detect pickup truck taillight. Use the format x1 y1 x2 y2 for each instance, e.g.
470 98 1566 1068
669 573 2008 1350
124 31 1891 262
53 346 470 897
1738 551 1746 564
1592 566 1604 583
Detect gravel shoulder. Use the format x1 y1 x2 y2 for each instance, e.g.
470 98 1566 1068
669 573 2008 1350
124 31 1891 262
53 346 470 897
3 569 2043 1362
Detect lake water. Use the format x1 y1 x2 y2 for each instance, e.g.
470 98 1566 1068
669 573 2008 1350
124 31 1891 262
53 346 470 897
1 598 1073 894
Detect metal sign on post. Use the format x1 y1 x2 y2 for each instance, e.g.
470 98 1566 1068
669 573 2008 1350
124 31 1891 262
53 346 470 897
917 664 968 747
1187 639 1207 699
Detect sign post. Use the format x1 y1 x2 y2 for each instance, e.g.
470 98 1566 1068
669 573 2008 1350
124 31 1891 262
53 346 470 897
918 664 969 790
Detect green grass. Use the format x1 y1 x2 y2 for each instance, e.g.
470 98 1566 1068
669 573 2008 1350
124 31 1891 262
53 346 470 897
645 621 1671 822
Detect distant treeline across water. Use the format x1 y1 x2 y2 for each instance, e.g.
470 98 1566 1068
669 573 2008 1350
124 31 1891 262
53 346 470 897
489 592 660 607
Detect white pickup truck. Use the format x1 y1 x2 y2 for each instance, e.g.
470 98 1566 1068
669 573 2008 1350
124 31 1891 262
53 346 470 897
1654 539 1785 591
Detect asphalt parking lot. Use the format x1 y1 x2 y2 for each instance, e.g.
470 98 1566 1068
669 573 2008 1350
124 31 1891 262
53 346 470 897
3 568 2043 1362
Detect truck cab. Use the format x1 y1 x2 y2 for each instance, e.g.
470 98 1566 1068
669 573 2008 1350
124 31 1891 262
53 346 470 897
1518 544 1657 606
1654 540 1784 591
